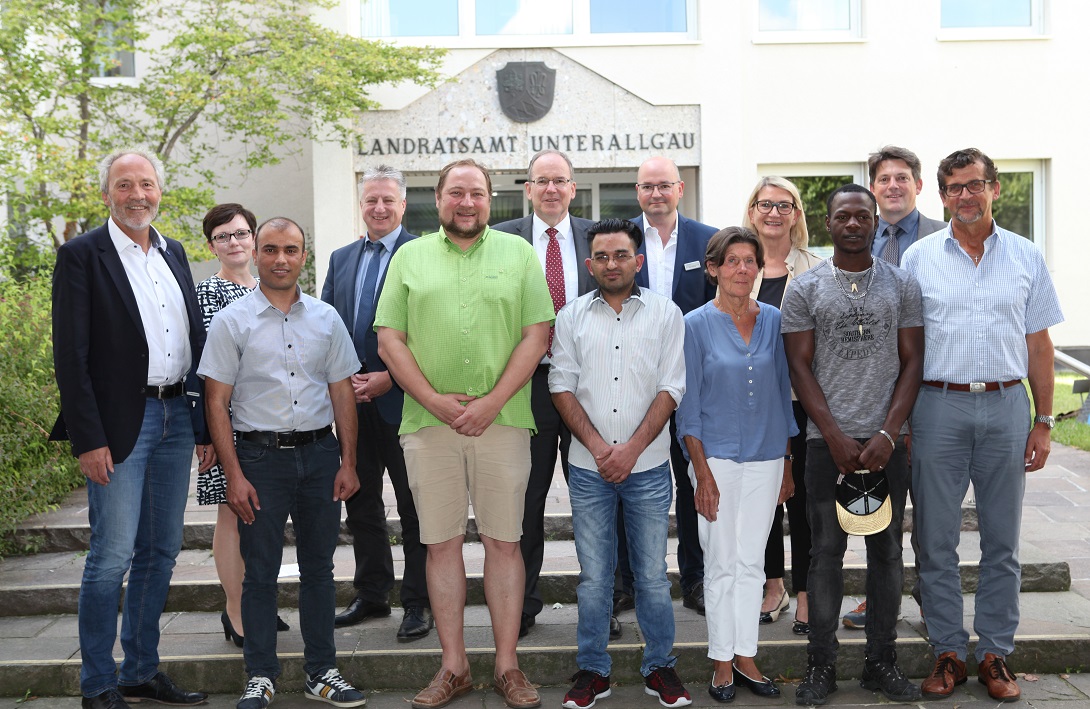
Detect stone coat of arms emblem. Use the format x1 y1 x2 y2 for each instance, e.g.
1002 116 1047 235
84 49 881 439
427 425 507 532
496 62 556 123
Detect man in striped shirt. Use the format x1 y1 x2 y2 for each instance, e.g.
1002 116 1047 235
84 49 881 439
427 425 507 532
903 148 1064 703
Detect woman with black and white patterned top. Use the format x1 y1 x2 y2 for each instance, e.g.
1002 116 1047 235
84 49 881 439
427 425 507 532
195 203 261 647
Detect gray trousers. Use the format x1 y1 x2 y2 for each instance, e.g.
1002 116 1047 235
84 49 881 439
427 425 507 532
911 383 1029 663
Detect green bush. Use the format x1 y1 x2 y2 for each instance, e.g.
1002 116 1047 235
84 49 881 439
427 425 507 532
0 247 82 557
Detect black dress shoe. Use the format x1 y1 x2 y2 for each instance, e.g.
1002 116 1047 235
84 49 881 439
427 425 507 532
735 669 781 697
397 606 434 641
518 613 536 638
334 596 391 627
613 590 635 614
708 680 735 703
682 582 706 615
276 615 290 632
609 614 622 640
119 672 208 705
82 689 128 709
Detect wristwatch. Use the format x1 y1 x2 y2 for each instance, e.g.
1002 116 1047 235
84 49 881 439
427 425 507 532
1034 414 1055 429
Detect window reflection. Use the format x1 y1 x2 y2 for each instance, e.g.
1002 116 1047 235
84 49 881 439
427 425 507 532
477 0 573 35
590 0 686 33
361 0 458 37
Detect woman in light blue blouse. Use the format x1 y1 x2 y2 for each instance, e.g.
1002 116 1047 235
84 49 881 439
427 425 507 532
677 226 798 702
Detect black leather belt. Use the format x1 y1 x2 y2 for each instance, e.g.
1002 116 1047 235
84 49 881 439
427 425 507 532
923 380 1021 393
237 425 332 449
144 382 185 399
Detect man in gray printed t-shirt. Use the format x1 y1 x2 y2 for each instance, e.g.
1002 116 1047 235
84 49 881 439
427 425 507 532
779 184 924 706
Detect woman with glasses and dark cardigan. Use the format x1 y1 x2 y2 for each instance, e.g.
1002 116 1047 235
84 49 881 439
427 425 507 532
740 176 824 635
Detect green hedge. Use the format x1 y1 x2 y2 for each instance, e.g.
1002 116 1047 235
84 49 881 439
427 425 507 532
0 250 82 557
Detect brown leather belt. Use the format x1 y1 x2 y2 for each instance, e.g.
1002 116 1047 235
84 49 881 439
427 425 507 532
237 425 333 449
923 380 1021 393
144 381 185 399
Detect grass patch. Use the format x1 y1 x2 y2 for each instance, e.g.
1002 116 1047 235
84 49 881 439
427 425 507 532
1053 372 1090 452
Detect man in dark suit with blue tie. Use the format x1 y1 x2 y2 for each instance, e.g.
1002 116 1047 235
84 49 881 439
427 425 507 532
51 149 213 709
494 149 607 639
624 156 718 615
321 165 432 640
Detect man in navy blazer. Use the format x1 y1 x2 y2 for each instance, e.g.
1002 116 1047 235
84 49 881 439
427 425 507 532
321 165 432 640
626 156 718 615
50 149 213 709
493 149 603 639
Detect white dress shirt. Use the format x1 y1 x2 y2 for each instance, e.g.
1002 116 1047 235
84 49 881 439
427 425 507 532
642 214 678 298
532 214 579 363
108 219 191 385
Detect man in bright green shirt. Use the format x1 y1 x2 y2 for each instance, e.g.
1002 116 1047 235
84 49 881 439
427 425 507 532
375 159 553 709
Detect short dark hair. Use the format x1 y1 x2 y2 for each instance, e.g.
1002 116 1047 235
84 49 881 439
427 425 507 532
705 227 763 283
937 147 998 189
868 145 923 184
826 184 878 215
435 159 492 196
587 218 643 252
203 203 257 241
255 216 305 247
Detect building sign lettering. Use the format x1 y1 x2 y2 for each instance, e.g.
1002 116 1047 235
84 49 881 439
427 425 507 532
358 132 696 157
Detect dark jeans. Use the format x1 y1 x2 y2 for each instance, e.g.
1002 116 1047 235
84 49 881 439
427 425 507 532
764 402 812 591
522 365 571 619
805 438 909 666
617 416 704 597
237 434 342 680
345 399 428 608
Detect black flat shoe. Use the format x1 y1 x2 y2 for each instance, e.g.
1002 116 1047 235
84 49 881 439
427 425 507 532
81 689 127 709
793 615 810 635
277 615 290 632
119 672 208 705
334 596 391 627
735 669 781 697
220 610 243 648
708 679 735 703
397 606 434 641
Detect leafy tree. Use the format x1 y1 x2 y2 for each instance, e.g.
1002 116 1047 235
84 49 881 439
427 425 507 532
0 0 444 258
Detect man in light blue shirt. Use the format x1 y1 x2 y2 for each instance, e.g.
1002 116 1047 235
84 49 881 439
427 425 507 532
902 148 1063 703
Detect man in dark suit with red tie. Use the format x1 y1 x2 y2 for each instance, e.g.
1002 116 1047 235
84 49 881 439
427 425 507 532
51 149 214 709
494 149 607 639
321 165 432 640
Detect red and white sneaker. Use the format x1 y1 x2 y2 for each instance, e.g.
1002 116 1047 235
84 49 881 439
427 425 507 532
644 666 691 708
562 670 611 708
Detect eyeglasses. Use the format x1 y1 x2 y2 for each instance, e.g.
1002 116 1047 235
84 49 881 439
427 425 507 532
531 177 571 188
591 252 634 265
636 181 679 195
210 228 253 244
941 179 994 197
753 200 796 215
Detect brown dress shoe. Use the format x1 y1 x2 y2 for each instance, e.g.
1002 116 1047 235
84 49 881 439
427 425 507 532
978 653 1021 702
493 668 541 709
921 651 968 698
411 667 473 709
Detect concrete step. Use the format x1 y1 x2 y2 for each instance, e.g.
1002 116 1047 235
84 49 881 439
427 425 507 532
0 533 1070 617
12 504 981 554
0 593 1088 697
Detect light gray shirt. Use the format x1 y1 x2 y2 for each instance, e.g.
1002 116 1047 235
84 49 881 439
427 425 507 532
549 285 686 472
198 286 360 432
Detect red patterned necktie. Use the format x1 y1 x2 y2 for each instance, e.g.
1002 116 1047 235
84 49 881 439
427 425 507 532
545 227 566 357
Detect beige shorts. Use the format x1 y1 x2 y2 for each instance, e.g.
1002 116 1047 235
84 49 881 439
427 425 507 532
400 424 531 544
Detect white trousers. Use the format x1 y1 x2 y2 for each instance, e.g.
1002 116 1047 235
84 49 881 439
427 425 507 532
690 457 782 661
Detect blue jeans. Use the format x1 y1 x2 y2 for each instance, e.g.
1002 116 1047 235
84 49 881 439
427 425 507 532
237 434 342 680
805 438 909 667
569 462 676 677
79 397 194 697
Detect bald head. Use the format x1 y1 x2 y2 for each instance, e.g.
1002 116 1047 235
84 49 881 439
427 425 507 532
636 156 685 226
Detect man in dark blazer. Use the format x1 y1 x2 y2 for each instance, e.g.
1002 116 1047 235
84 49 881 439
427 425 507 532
624 156 718 616
321 165 432 640
50 149 213 709
493 149 603 639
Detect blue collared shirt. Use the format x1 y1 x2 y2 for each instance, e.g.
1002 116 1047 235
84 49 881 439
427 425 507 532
872 209 921 264
353 225 402 318
902 223 1063 383
676 301 798 462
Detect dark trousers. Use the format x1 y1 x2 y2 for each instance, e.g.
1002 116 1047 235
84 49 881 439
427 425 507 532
616 416 705 596
805 438 909 667
522 364 571 619
237 435 342 680
764 401 812 591
344 399 428 609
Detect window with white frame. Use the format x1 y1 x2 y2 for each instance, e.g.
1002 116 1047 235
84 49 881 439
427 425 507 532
755 0 861 43
757 164 865 257
939 0 1044 39
360 0 694 43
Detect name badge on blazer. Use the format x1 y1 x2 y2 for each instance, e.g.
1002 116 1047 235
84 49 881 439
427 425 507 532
683 261 701 271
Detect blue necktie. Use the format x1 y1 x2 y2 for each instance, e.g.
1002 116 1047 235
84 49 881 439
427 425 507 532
353 240 385 344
